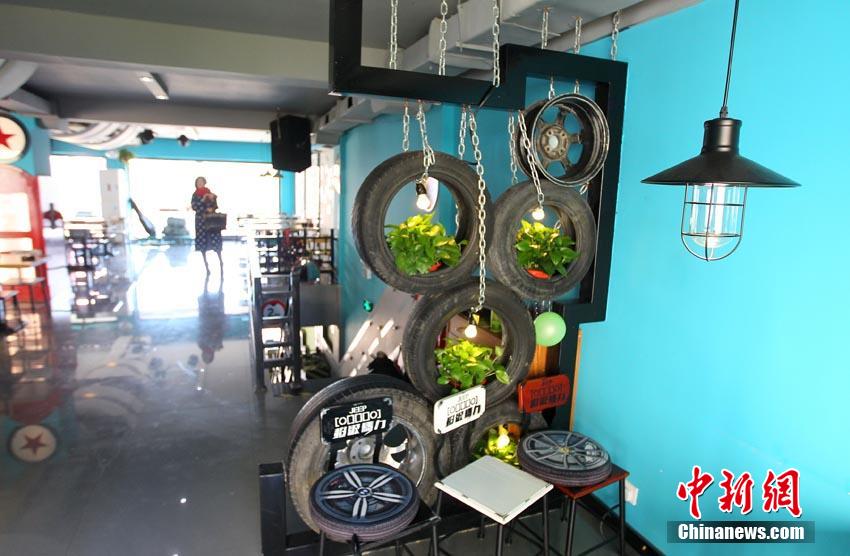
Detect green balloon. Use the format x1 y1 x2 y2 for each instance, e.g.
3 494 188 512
534 311 566 346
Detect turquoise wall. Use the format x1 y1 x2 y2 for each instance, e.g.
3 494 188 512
51 138 295 211
338 0 849 552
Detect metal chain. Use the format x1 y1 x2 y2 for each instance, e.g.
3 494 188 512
438 0 449 75
491 0 501 87
610 10 621 60
573 16 583 93
467 111 488 313
507 113 518 185
516 110 545 212
541 7 555 99
389 0 399 69
402 100 410 152
416 101 435 181
458 105 468 158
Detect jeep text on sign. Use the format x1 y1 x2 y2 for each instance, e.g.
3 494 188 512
517 375 570 413
433 385 486 434
320 397 393 444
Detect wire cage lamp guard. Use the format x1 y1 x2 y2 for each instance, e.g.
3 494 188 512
680 183 747 261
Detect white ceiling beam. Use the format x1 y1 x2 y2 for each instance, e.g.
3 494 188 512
0 4 388 88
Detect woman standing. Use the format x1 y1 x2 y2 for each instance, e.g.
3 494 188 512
191 177 223 273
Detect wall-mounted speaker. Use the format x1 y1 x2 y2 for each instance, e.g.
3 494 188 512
270 115 311 172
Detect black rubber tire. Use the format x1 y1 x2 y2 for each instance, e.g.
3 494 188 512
402 280 534 405
309 463 419 543
490 180 596 301
518 430 612 487
450 397 548 471
286 375 444 533
352 151 492 294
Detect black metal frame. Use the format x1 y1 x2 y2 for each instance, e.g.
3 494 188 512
330 0 627 428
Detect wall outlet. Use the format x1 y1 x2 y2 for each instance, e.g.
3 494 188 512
624 479 639 506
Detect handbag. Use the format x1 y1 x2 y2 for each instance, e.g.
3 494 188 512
206 212 228 231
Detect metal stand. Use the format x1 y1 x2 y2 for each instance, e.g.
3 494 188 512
250 272 302 393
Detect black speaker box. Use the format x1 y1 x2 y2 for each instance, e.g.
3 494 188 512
270 115 311 172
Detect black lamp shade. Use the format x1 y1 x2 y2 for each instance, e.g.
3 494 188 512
642 118 799 187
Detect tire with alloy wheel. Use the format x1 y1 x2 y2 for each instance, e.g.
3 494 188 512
516 94 610 187
309 463 419 542
490 180 596 301
287 375 445 533
518 430 612 487
402 280 534 405
450 398 548 470
352 151 491 294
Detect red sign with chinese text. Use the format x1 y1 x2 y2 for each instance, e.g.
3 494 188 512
517 375 570 413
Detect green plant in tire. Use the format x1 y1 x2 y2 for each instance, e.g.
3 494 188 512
472 425 519 467
515 220 578 279
385 213 464 275
435 338 509 393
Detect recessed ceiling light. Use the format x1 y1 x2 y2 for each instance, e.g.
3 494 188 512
137 72 170 101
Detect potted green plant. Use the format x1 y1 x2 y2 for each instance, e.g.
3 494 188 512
515 220 579 279
435 338 509 393
385 213 464 275
472 425 519 466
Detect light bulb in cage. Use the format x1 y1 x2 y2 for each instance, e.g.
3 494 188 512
415 180 431 211
531 205 545 221
681 183 746 261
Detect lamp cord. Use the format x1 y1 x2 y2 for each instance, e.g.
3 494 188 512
719 0 740 118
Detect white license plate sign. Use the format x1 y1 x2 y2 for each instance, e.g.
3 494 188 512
320 397 393 444
433 385 486 434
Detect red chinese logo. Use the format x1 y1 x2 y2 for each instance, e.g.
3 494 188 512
678 466 802 519
676 465 714 519
718 469 754 514
762 468 802 517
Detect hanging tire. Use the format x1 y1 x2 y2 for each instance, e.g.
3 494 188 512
352 151 492 294
402 280 534 405
490 180 596 301
450 398 548 470
286 375 446 533
518 430 612 487
309 463 419 543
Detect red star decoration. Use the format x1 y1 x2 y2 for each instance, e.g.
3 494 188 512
21 433 47 455
0 125 15 149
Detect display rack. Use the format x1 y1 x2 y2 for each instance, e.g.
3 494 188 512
250 272 302 394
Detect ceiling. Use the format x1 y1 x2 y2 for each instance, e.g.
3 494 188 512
0 0 438 48
0 0 699 143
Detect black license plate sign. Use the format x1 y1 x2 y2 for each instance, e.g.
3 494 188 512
320 397 393 444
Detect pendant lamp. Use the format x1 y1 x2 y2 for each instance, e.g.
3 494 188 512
642 0 799 261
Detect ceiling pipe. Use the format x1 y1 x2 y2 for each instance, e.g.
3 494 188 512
85 125 143 151
51 122 122 144
0 59 38 99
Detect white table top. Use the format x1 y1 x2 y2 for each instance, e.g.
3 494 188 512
0 257 48 269
435 455 552 525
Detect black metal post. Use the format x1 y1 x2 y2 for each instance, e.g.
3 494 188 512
543 493 550 556
618 480 626 555
496 524 505 556
258 463 287 556
564 499 577 556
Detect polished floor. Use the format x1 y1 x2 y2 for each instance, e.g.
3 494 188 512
0 241 633 556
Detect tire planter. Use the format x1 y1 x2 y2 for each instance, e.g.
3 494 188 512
287 375 446 533
309 463 419 542
490 180 596 301
402 280 535 405
518 430 612 487
450 398 547 471
516 94 610 187
352 151 492 294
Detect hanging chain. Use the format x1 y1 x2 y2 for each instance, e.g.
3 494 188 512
416 101 435 182
402 100 410 152
610 10 621 60
516 110 545 213
467 111 488 313
541 7 556 99
389 0 399 69
573 15 583 93
458 105 468 158
438 0 449 75
491 0 501 86
507 113 518 185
